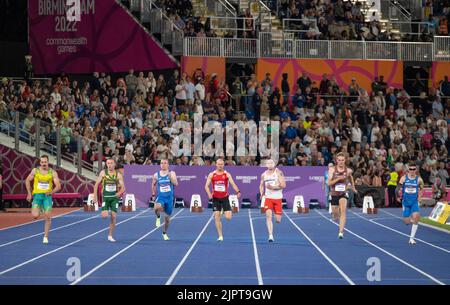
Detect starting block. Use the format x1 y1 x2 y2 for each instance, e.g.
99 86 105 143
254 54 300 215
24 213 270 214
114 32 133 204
190 194 203 213
293 195 309 213
121 194 135 212
363 196 377 214
229 195 239 213
84 194 98 212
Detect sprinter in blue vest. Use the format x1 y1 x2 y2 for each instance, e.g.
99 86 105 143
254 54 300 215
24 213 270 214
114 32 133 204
152 159 178 241
396 162 424 245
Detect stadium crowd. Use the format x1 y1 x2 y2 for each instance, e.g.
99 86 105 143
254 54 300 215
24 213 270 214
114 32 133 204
0 67 449 192
127 0 450 41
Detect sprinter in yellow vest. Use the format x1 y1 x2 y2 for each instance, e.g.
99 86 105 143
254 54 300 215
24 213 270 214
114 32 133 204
93 158 125 242
25 155 61 244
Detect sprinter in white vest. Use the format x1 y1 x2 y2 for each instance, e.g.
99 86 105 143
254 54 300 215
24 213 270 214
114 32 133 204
259 159 286 242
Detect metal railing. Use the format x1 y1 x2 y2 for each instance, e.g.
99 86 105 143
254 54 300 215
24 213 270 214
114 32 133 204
434 36 450 61
0 112 103 177
184 35 446 61
130 0 184 56
387 21 431 37
224 38 258 57
209 16 256 33
205 0 237 18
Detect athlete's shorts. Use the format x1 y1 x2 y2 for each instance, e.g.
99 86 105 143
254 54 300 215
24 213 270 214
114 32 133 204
263 198 283 215
102 197 119 213
156 196 174 215
402 201 419 218
331 193 348 206
212 197 231 213
32 193 53 213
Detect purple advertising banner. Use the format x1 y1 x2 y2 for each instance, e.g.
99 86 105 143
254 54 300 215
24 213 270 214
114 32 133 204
124 165 327 209
29 0 178 74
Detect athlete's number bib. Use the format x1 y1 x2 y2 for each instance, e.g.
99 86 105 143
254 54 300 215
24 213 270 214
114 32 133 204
405 187 417 194
105 184 117 192
160 185 171 193
37 181 50 190
335 184 346 192
214 184 226 192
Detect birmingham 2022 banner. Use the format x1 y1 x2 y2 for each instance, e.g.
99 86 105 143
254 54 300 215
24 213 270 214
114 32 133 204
124 165 327 209
29 0 177 74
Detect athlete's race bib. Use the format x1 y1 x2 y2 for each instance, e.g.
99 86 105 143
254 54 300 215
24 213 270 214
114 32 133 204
37 181 50 190
105 184 117 192
214 184 226 192
405 187 417 194
335 184 346 192
160 185 171 193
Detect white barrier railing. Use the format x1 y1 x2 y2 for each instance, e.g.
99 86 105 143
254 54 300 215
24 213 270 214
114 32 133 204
184 36 450 62
295 40 329 59
434 36 450 61
224 38 258 58
184 37 223 57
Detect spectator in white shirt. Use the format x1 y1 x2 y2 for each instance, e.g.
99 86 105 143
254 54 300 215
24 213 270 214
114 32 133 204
351 121 362 145
185 76 196 103
175 79 187 108
395 103 408 119
195 78 206 102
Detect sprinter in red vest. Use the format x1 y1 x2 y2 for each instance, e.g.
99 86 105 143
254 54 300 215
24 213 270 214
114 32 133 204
205 158 241 241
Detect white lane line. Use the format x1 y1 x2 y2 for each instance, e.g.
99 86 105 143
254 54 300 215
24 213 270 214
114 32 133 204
284 211 355 285
71 208 185 285
379 209 450 235
165 215 213 285
349 210 450 254
248 209 263 285
0 208 83 231
0 214 100 248
0 209 150 276
315 210 445 285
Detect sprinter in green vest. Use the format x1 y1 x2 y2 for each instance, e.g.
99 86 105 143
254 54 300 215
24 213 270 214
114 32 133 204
93 158 125 242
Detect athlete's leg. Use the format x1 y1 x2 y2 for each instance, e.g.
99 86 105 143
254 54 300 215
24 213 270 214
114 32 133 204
31 194 42 219
224 211 232 221
409 204 420 243
154 201 164 227
274 200 282 223
402 203 412 225
109 211 117 237
338 198 348 234
162 198 173 236
266 208 273 237
43 211 52 238
214 211 223 238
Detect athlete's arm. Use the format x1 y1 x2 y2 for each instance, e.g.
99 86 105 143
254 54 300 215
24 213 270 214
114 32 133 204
116 172 126 198
170 171 178 186
25 169 36 202
418 177 425 202
205 173 213 199
93 171 104 203
151 173 157 197
227 173 241 198
396 175 406 199
51 170 62 196
348 168 357 193
270 169 286 190
259 173 265 199
327 167 339 186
